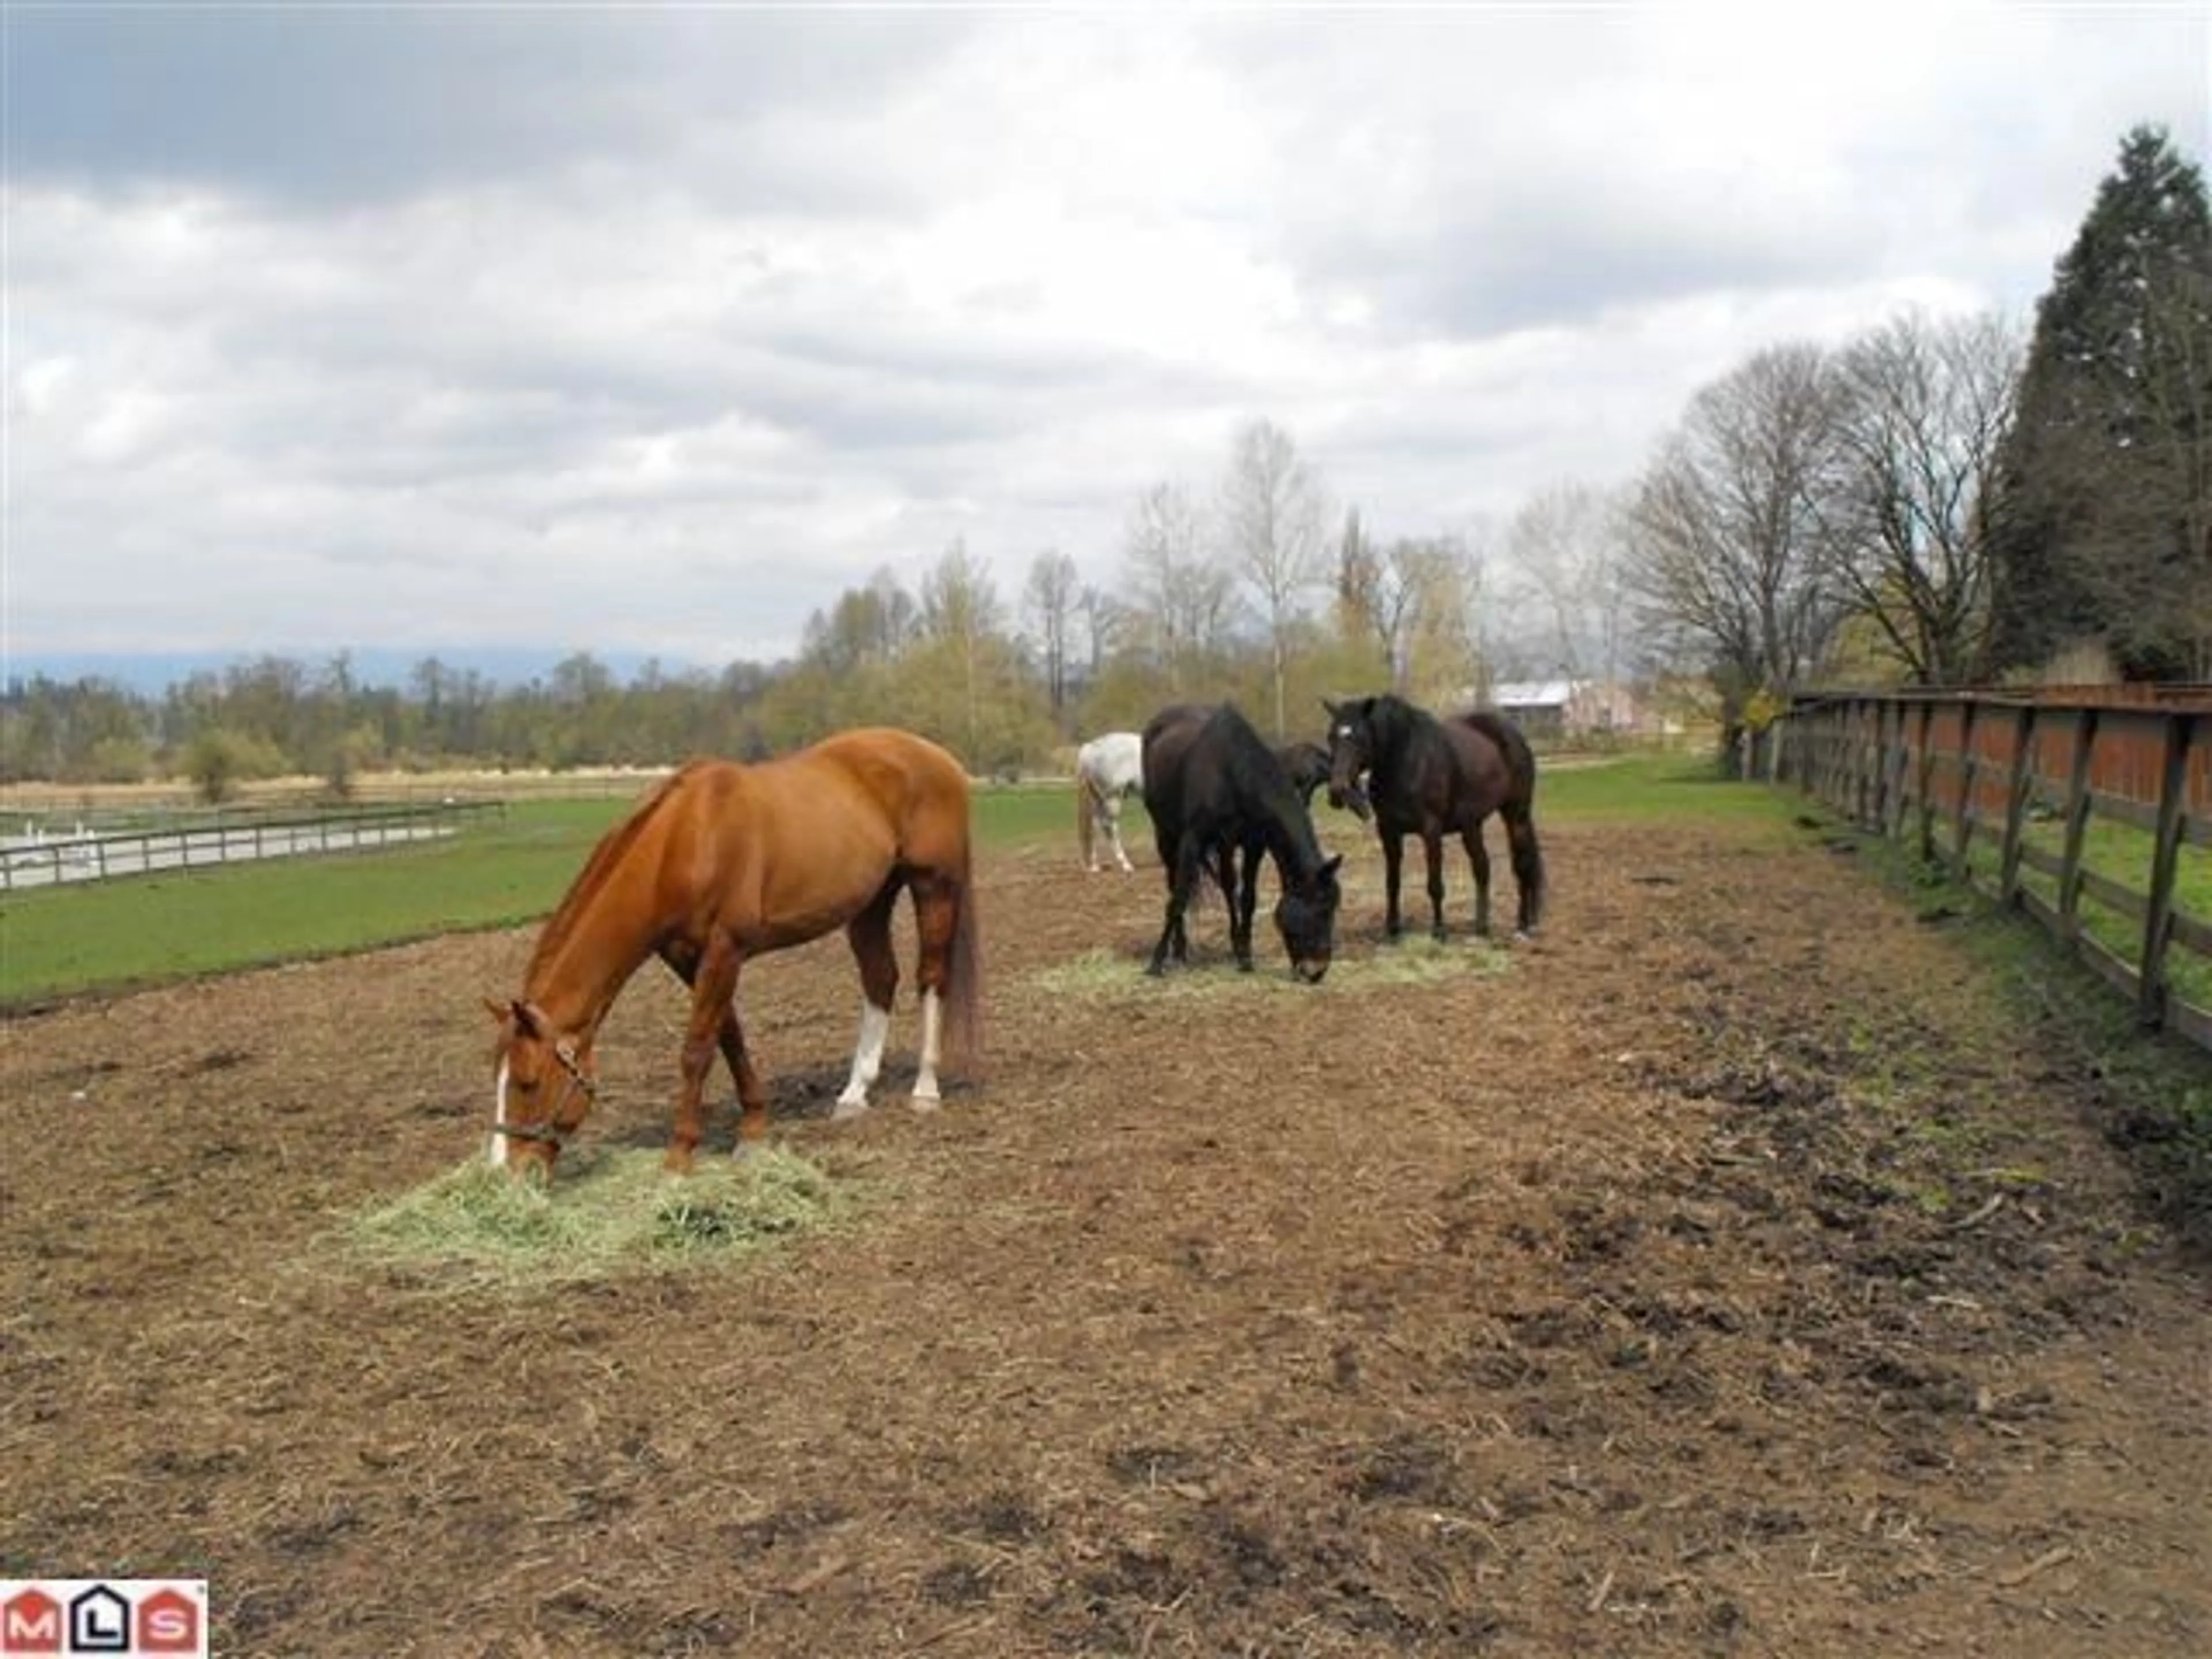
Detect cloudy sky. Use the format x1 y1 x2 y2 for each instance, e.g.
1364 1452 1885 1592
6 3 2207 680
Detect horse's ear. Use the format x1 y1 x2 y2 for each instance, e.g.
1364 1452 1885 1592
1320 696 1340 718
1320 854 1344 881
483 996 508 1024
510 999 547 1037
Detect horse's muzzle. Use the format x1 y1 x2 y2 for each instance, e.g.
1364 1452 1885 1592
1329 782 1374 824
1292 957 1330 984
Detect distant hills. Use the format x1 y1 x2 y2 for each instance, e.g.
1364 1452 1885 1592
3 646 726 696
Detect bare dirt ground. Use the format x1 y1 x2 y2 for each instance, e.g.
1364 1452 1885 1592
3 809 2209 1657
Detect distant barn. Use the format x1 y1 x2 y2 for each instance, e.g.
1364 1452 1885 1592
1486 679 1652 741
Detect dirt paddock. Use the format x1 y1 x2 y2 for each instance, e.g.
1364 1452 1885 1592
3 808 2209 1657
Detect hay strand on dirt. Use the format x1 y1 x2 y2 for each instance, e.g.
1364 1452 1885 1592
1033 937 1511 1001
344 1145 844 1285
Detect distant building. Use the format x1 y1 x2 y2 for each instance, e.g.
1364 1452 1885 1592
1484 679 1653 740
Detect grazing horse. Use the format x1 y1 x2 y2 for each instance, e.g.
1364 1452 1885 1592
485 728 982 1180
1075 730 1143 872
1324 692 1546 940
1141 702 1343 980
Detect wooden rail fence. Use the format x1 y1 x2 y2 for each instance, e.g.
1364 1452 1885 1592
1770 689 2212 1055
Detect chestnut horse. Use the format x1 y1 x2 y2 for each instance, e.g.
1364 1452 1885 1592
1324 692 1546 940
486 728 982 1179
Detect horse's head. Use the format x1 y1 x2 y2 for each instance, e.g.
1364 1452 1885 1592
484 997 597 1180
1321 698 1378 824
1274 854 1344 983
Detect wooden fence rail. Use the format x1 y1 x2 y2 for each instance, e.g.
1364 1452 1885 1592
1768 690 2212 1055
0 799 505 892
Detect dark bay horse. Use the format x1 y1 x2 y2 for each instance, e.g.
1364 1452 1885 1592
1141 702 1342 979
1275 739 1334 808
486 728 982 1179
1323 693 1546 940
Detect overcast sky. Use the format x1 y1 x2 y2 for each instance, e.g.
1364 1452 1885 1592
6 3 2207 678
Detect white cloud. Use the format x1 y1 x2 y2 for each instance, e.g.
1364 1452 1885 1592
4 5 2206 671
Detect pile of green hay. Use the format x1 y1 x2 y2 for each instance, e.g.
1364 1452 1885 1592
346 1145 844 1286
1035 938 1512 1000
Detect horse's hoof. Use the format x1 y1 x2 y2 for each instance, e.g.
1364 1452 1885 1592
909 1092 942 1113
831 1095 870 1121
662 1147 696 1176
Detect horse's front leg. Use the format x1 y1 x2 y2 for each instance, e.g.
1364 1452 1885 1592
718 1001 768 1149
1465 827 1494 936
1211 844 1250 970
1232 840 1263 971
1423 831 1449 941
1106 796 1135 873
672 933 744 1174
1382 832 1406 939
662 942 768 1154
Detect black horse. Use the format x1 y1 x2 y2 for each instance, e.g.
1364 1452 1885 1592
1323 693 1546 940
1275 739 1336 808
1142 703 1343 980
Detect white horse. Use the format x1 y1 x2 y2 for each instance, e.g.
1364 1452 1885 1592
1074 730 1143 872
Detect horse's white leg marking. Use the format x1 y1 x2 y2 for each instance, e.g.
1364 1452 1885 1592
1107 799 1134 872
911 988 943 1108
488 1058 513 1167
834 1000 891 1117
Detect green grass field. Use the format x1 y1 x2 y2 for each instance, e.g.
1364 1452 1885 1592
0 778 1155 1005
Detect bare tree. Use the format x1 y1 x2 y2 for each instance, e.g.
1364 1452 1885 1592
1122 482 1234 692
1505 480 1637 684
1397 535 1486 703
1820 309 2023 684
1627 343 1849 753
1220 420 1330 736
918 540 1005 762
1021 548 1081 715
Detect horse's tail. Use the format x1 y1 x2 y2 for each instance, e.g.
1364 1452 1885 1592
1465 710 1547 930
1076 766 1097 869
942 823 986 1070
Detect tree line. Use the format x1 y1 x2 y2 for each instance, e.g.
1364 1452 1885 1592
5 124 2203 793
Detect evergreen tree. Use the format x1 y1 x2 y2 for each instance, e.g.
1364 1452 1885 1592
1988 124 2212 679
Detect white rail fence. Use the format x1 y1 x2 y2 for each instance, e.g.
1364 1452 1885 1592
0 800 504 892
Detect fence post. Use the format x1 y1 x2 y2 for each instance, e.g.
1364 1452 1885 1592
1950 698 1981 880
2057 707 2101 941
1855 703 1874 823
2139 711 2198 1030
1998 702 2038 907
1911 702 1934 862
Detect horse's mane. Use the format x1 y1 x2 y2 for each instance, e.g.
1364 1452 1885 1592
524 762 704 982
1366 692 1442 762
1205 704 1327 872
